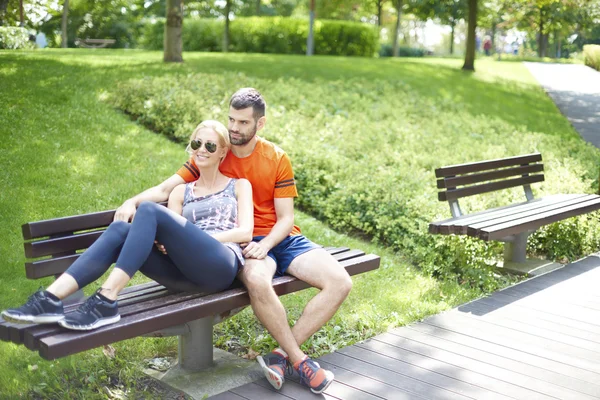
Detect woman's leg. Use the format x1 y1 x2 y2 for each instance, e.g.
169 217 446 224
1 221 131 324
47 220 132 299
60 202 239 330
111 201 239 293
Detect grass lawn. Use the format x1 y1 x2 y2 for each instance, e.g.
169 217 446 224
0 49 597 398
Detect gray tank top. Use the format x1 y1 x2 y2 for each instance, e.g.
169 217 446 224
182 179 244 266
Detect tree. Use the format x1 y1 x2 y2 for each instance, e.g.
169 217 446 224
164 0 183 62
435 0 468 54
223 0 231 52
462 0 477 70
61 0 68 48
307 0 315 55
392 0 402 56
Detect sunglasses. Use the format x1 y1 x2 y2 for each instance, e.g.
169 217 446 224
189 139 218 153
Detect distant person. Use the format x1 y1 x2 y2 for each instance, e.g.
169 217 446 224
483 38 492 56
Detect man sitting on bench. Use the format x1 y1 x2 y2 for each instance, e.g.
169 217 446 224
115 88 350 394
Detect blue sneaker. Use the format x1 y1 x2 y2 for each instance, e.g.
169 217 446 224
257 349 293 390
1 289 64 324
294 356 334 394
58 290 120 330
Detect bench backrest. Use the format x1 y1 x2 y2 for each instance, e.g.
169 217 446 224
435 153 544 217
22 203 166 280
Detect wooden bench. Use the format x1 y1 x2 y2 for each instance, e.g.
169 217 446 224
0 204 380 370
429 153 600 263
75 38 116 48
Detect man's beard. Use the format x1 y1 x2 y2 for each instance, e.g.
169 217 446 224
229 127 257 146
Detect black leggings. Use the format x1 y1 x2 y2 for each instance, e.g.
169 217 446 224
64 202 240 293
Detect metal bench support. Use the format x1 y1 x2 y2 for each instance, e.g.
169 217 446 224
179 317 214 370
503 232 529 264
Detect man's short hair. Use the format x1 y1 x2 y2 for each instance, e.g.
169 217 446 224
229 88 266 121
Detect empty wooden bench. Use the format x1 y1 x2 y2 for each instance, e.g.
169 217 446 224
429 153 600 263
75 38 116 48
0 204 380 370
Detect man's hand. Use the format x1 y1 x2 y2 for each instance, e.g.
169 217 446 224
155 241 167 255
242 241 269 259
114 200 137 222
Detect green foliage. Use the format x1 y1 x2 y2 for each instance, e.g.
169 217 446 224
583 44 600 71
108 55 600 288
0 26 34 49
378 43 425 57
139 17 379 56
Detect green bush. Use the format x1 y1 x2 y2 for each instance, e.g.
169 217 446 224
0 27 35 50
139 17 378 57
583 44 600 71
108 69 600 290
379 43 425 57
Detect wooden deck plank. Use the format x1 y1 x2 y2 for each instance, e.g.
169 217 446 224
336 345 507 399
387 327 600 398
253 378 338 399
370 332 598 400
352 339 536 400
320 351 473 400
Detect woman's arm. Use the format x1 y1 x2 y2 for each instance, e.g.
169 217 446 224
167 184 186 215
211 179 254 244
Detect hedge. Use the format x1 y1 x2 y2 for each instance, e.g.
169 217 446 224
583 44 600 71
0 27 35 50
378 43 425 57
139 17 379 57
108 71 600 289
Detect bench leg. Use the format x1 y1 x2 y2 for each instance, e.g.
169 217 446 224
179 317 214 370
503 232 529 264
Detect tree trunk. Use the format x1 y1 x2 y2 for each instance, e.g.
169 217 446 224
61 0 69 48
449 19 455 54
556 31 561 58
164 0 183 63
306 0 315 56
377 0 382 27
19 0 24 26
462 0 477 71
0 0 9 26
537 8 545 58
491 21 496 53
392 0 402 57
256 0 260 15
223 0 231 52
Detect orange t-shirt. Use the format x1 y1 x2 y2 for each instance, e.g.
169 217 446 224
176 136 301 237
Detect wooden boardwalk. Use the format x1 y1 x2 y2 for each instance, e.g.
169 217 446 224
209 254 600 400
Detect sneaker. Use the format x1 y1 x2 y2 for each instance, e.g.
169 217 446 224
257 349 293 390
294 356 334 394
1 289 64 324
58 291 120 330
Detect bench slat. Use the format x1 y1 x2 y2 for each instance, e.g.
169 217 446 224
37 254 380 360
466 194 600 236
481 196 600 241
429 195 580 235
437 164 544 189
439 175 544 202
435 153 542 178
24 230 105 258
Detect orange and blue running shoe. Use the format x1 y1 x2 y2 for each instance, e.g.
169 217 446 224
257 349 292 390
293 355 334 394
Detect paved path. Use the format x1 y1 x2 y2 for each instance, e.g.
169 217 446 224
211 254 600 399
525 63 600 148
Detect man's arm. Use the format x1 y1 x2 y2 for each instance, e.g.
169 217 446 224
114 174 185 221
242 197 294 259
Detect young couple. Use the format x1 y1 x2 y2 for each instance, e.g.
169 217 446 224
2 88 352 394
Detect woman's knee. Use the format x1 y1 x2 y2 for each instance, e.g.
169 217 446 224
106 220 131 240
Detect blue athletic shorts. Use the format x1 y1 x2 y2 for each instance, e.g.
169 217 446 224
252 235 320 277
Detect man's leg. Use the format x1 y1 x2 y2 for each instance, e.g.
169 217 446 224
238 257 305 362
286 248 352 346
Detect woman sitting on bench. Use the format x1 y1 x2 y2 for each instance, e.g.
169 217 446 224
2 120 253 330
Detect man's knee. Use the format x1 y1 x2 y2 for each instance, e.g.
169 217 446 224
240 259 275 297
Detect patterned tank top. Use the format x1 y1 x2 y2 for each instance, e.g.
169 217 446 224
182 178 244 266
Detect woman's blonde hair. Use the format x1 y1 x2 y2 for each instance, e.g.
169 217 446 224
189 120 230 148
